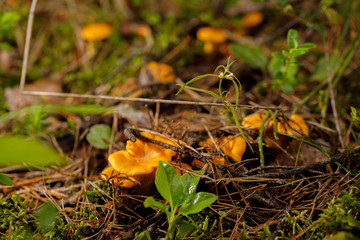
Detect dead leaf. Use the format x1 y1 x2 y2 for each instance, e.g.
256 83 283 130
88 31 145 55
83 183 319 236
5 72 63 111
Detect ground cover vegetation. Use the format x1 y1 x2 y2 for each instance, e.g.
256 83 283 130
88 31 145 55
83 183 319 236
1 0 360 239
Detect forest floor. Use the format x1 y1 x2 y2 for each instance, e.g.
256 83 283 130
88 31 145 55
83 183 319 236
1 0 360 239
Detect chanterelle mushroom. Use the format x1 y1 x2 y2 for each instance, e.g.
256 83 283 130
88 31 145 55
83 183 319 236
196 27 227 53
101 131 177 194
200 135 246 163
265 114 309 148
242 11 264 28
242 112 267 130
80 23 113 55
139 61 176 85
80 23 113 41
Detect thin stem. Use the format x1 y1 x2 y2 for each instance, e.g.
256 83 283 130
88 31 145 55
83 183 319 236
258 111 270 168
20 0 38 90
324 34 345 149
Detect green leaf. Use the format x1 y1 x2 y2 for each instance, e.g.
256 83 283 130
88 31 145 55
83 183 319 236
0 172 13 186
324 232 359 240
144 197 170 215
230 44 268 69
179 192 217 215
1 12 20 24
175 74 218 95
181 85 221 100
272 51 286 60
219 211 226 217
135 231 152 240
181 172 201 199
276 0 289 5
296 43 316 50
0 135 66 168
347 213 360 229
350 107 360 122
86 124 112 149
177 220 197 238
0 42 11 51
287 29 299 49
155 161 186 209
291 48 310 58
281 83 294 93
312 56 340 81
36 203 58 230
282 49 290 57
268 57 284 80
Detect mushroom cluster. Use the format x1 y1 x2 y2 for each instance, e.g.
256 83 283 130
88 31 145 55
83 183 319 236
101 113 307 193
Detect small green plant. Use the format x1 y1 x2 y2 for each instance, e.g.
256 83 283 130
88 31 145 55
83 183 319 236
0 172 12 185
0 11 21 50
279 210 312 239
310 187 360 239
269 29 316 93
231 29 316 94
144 161 217 240
257 224 271 240
176 58 252 149
349 107 360 144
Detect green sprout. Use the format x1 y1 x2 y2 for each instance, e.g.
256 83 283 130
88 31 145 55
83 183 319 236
176 58 252 150
144 161 217 240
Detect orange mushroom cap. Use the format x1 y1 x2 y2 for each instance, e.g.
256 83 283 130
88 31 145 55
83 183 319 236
288 115 309 136
80 23 113 41
108 132 177 176
196 27 227 54
196 27 227 44
242 112 266 130
139 61 176 84
265 114 309 148
200 135 246 163
220 136 246 162
242 11 264 28
135 24 152 38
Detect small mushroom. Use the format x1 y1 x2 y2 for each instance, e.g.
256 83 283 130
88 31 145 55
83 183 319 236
139 61 176 85
220 136 247 162
242 11 264 28
196 27 227 54
242 112 267 130
199 135 246 164
80 23 113 41
102 132 177 194
80 23 113 55
265 114 309 148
